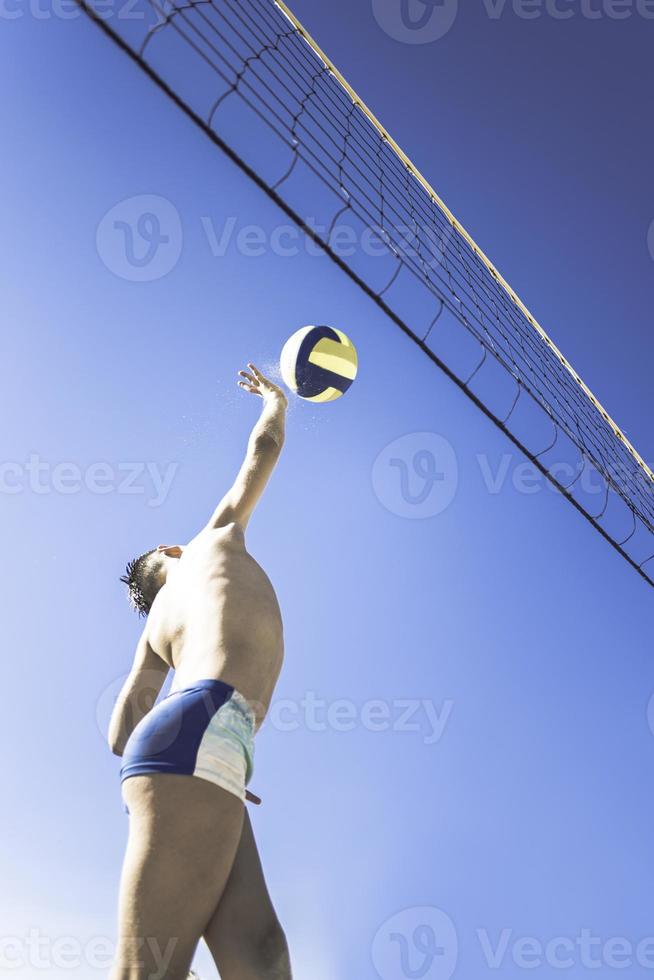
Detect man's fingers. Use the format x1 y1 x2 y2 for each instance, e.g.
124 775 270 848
240 363 286 401
248 363 272 388
238 380 261 395
247 362 264 380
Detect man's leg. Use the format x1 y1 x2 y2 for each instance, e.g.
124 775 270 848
112 774 245 980
203 810 292 979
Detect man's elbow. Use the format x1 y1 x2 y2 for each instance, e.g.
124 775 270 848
108 718 128 756
108 735 125 757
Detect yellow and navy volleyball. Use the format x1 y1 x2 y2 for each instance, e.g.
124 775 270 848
280 326 358 403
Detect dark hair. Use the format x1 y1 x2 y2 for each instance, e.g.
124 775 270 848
120 550 160 616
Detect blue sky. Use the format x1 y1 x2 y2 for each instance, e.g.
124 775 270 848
2 1 654 978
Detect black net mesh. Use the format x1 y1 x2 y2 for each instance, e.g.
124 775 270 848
75 0 654 588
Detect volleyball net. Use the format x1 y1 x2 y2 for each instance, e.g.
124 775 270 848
74 0 654 588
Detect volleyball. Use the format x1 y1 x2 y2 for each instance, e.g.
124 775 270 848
280 326 358 402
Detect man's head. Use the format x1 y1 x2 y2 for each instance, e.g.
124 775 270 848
120 544 183 616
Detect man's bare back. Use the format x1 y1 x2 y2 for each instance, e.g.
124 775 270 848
148 522 284 729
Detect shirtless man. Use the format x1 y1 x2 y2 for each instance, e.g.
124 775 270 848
108 364 292 980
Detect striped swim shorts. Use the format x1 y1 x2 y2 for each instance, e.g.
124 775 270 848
120 679 255 803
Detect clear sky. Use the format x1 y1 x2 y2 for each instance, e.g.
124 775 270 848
2 1 654 978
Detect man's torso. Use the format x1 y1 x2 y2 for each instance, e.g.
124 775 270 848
146 523 284 728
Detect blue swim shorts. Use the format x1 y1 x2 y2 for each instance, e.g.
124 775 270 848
120 679 255 803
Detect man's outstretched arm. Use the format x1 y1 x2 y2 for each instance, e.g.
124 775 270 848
204 362 288 532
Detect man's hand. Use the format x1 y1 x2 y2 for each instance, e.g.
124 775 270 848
238 363 288 406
